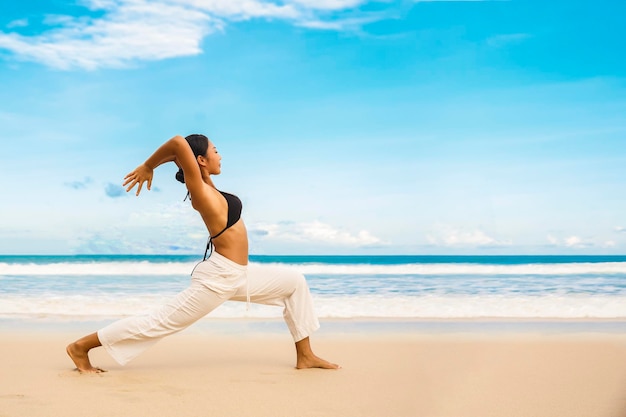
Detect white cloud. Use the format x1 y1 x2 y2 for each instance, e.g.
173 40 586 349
250 220 387 247
615 226 626 233
546 234 559 245
547 234 595 249
72 202 207 254
0 0 371 70
0 1 214 70
297 15 381 30
286 0 364 10
72 204 390 253
564 236 585 248
6 19 29 29
427 226 511 248
296 19 344 29
171 0 300 19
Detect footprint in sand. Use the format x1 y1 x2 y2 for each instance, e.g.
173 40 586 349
0 394 26 399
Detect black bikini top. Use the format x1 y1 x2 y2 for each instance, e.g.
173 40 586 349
204 191 242 260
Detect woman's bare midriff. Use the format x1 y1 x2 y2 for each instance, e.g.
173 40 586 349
211 220 249 265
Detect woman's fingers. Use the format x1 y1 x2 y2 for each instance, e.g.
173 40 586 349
123 171 137 187
125 177 147 195
124 176 141 193
122 167 152 195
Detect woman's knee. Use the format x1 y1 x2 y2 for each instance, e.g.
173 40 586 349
247 265 309 296
286 270 309 292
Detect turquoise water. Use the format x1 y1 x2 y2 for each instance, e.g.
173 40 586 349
1 255 626 320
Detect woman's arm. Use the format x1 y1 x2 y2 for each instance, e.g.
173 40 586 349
124 135 204 197
151 154 177 169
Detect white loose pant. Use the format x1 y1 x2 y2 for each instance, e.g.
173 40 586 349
98 252 320 366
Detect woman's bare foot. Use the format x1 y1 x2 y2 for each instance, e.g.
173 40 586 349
66 343 106 373
296 352 340 369
66 333 106 373
295 337 340 369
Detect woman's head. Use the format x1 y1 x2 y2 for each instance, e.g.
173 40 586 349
175 134 221 183
185 134 209 158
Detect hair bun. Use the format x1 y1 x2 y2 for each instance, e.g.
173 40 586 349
175 168 185 183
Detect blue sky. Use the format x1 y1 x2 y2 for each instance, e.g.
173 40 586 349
0 0 625 255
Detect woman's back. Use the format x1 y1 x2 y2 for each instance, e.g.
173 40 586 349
192 184 249 265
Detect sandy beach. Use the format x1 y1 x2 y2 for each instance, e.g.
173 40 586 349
1 320 626 417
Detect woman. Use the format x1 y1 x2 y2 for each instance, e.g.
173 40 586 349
66 134 339 372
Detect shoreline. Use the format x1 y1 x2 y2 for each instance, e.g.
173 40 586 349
3 316 626 334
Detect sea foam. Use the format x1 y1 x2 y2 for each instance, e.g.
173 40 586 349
3 261 626 276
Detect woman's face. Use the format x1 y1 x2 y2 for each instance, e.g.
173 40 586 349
205 140 222 175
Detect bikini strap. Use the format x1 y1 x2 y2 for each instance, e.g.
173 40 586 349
203 226 229 261
203 238 213 261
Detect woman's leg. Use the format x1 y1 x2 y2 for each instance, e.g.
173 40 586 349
67 279 234 371
97 280 232 366
67 255 247 371
230 264 339 369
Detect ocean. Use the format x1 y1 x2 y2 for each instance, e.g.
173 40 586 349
1 255 626 321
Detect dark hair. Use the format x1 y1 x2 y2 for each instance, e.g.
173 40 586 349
175 134 209 184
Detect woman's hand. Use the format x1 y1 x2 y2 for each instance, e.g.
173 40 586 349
123 163 154 196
